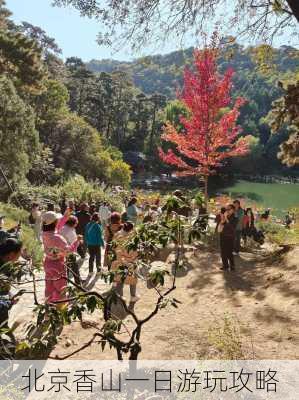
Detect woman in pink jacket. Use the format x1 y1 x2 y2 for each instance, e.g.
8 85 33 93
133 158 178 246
42 209 81 306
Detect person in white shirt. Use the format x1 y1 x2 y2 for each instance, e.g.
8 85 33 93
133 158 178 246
30 203 42 242
60 218 78 245
99 202 111 229
60 215 82 285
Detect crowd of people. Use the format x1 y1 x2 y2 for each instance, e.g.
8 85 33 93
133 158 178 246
215 200 266 271
28 199 149 306
0 190 293 338
0 198 142 335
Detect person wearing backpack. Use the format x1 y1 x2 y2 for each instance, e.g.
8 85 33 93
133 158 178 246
85 213 104 275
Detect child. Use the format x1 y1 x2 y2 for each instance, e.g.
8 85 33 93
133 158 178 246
60 215 79 247
111 222 139 303
60 215 82 285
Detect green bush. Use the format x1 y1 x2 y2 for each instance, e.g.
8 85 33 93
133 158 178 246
258 221 299 245
108 160 131 188
194 191 205 208
10 184 61 210
9 175 124 212
61 175 124 211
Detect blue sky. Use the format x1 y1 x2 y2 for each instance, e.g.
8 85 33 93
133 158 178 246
7 0 181 61
6 0 298 62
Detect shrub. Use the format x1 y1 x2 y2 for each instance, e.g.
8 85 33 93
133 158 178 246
208 314 245 359
108 159 132 188
61 175 123 211
258 220 299 245
10 184 61 210
194 191 205 208
9 175 124 212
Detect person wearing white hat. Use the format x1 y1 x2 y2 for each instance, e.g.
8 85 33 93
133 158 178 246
41 208 81 307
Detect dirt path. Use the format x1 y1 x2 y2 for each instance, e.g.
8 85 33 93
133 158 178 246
48 244 299 360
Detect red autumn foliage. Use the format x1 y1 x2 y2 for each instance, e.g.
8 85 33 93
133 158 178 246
159 48 249 181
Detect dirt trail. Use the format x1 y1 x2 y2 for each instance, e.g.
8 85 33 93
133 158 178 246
49 244 299 360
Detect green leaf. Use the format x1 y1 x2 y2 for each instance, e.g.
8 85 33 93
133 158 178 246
15 341 30 352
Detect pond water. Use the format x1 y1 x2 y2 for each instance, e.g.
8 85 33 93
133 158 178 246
217 180 299 215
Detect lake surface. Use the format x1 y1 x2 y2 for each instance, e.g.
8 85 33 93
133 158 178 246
217 180 299 215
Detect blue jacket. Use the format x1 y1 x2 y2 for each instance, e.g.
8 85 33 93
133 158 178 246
85 222 104 247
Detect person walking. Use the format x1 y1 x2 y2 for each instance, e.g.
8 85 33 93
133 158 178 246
60 215 82 286
233 200 244 255
126 198 139 224
76 203 91 259
42 209 81 306
242 208 255 245
218 204 238 271
85 213 104 275
99 202 111 229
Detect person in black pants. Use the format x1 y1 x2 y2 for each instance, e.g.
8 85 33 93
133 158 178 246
87 245 101 274
66 253 82 286
85 213 104 275
218 204 238 271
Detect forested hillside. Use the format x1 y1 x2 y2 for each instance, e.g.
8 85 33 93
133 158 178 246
0 0 131 202
86 44 299 175
1 0 298 205
87 45 298 98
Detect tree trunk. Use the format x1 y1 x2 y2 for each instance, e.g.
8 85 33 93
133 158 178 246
287 0 299 22
0 165 21 207
150 103 157 151
204 175 209 209
129 344 141 360
116 347 123 361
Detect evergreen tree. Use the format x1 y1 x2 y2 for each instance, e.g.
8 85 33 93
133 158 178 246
0 76 38 183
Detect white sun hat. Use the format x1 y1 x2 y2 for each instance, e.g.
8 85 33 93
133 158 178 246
42 211 59 226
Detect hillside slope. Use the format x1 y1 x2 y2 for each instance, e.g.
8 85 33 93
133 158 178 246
48 244 299 360
87 45 299 98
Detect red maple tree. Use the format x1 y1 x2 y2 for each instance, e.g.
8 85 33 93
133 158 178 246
159 47 249 205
